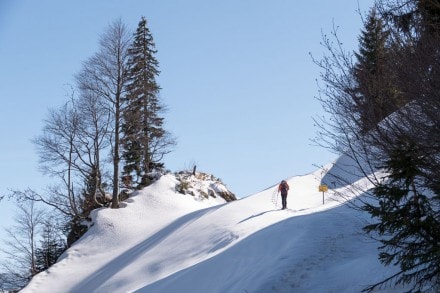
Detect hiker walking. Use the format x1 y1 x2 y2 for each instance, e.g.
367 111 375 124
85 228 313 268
278 180 290 209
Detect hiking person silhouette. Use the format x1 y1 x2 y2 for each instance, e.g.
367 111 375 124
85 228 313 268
278 180 290 209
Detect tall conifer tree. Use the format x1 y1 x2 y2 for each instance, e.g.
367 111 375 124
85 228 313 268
122 17 172 188
353 8 397 133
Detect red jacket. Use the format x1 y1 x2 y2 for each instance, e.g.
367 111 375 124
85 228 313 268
278 181 289 194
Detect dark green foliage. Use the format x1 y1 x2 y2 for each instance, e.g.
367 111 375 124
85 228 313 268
121 16 171 189
419 0 440 34
390 0 440 35
66 218 89 248
353 8 400 133
359 2 440 291
355 9 388 76
315 0 440 291
35 221 66 272
363 138 440 292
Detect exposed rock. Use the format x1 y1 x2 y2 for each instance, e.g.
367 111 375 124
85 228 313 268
175 171 236 202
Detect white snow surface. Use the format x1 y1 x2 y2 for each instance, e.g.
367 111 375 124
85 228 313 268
21 167 408 293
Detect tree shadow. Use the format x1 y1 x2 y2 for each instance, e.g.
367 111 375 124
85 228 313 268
237 209 279 224
69 206 217 292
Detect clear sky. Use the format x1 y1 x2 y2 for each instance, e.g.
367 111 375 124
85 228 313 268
0 0 374 249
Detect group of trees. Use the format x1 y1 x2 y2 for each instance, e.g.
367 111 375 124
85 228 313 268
2 17 174 291
315 0 440 291
39 17 174 213
0 202 65 291
34 16 174 224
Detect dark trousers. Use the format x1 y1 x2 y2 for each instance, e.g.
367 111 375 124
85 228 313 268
281 194 287 209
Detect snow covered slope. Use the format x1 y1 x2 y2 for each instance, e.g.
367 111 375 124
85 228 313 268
21 168 407 293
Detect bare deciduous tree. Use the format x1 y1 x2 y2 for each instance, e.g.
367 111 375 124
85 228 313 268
76 19 131 208
31 98 83 218
14 87 111 220
75 88 112 208
0 201 45 290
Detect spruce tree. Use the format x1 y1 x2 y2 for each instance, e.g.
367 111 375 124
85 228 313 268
314 1 440 290
353 8 398 133
122 17 172 188
35 220 66 272
363 137 440 292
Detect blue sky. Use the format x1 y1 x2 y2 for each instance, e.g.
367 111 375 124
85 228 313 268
0 0 374 247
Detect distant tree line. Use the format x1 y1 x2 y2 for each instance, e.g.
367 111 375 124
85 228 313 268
2 17 175 291
314 0 440 291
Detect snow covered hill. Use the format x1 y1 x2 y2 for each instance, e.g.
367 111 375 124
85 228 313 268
20 167 409 293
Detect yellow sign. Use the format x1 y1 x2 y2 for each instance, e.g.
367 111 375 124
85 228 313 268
319 184 328 192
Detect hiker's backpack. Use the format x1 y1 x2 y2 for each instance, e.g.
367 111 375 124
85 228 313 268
280 181 288 195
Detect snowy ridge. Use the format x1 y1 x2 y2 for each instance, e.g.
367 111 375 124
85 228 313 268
21 167 408 293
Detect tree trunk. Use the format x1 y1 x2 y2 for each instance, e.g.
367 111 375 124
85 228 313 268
111 97 120 209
